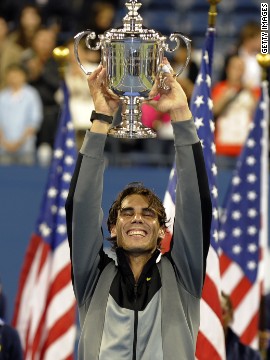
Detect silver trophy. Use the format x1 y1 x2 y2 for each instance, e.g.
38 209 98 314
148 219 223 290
74 0 191 138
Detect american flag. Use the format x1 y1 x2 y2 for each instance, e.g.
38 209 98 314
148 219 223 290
219 80 269 349
163 28 226 360
12 82 77 359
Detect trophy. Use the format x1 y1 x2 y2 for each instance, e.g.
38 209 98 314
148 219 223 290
74 0 191 138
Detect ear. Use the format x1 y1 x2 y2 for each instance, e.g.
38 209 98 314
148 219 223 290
110 225 116 237
158 228 165 239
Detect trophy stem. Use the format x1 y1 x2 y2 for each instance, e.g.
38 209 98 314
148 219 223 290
108 96 156 139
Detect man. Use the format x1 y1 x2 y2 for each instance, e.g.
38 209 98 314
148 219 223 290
221 292 262 360
0 318 23 360
66 63 212 359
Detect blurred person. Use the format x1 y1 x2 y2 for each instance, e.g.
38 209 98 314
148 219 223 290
141 48 198 140
76 1 116 35
220 21 262 89
0 16 21 89
8 5 42 53
0 64 42 165
23 27 61 164
212 55 259 162
64 38 100 148
0 318 23 360
221 291 262 359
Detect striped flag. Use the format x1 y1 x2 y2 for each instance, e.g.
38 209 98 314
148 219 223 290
219 80 269 349
163 28 226 359
12 82 77 359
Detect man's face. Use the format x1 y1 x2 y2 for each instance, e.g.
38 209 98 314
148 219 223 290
111 194 164 255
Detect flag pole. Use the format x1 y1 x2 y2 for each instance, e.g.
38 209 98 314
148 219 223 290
53 46 70 80
256 53 270 81
207 0 221 28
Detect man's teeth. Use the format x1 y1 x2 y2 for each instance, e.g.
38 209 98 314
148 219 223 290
128 230 146 236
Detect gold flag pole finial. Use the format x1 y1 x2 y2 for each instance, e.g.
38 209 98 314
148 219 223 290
256 53 270 81
52 46 70 79
208 0 221 28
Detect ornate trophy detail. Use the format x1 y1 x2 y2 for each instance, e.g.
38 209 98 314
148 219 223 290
74 0 191 138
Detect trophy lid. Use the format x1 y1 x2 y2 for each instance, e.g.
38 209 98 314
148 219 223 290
101 0 166 41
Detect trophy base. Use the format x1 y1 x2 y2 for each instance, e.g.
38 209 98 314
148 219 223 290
108 124 156 139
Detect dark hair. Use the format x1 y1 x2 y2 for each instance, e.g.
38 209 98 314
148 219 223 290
107 182 168 250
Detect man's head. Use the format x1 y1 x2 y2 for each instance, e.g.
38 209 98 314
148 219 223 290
107 182 168 253
220 291 234 332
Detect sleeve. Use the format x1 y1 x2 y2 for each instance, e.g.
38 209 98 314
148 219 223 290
65 130 109 306
28 88 43 129
169 119 212 298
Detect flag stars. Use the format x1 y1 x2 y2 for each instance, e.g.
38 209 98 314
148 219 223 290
211 142 216 154
210 120 215 132
232 211 241 220
247 191 257 201
219 230 226 240
207 97 213 110
248 243 257 253
48 187 58 198
194 95 204 108
54 149 64 159
232 193 241 202
211 185 218 198
246 156 256 166
39 223 51 237
203 50 209 64
247 173 257 183
64 156 74 166
247 261 257 270
61 190 69 200
232 245 242 254
196 73 203 85
246 138 256 148
58 207 66 216
57 224 66 234
51 205 58 214
66 138 75 148
211 164 218 176
194 117 204 129
213 230 219 242
232 227 242 237
206 74 211 87
67 121 74 130
63 172 72 182
247 226 257 236
232 176 241 186
248 208 257 218
212 207 218 219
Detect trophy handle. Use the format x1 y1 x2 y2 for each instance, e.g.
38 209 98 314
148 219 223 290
164 33 192 77
74 30 101 75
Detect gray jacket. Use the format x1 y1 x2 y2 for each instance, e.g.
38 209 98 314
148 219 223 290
66 119 212 360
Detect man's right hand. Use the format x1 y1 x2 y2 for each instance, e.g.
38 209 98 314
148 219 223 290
87 65 120 117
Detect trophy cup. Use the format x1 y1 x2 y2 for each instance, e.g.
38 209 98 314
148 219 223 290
74 0 191 138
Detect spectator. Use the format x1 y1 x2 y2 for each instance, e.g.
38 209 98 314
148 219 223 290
8 5 42 54
0 16 21 89
212 55 259 163
221 291 262 359
0 64 42 165
0 318 23 360
23 27 61 164
220 21 262 89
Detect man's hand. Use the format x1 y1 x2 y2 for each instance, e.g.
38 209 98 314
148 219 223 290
147 60 192 122
87 65 120 117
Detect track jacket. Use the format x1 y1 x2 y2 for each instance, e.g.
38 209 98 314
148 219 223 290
66 119 212 360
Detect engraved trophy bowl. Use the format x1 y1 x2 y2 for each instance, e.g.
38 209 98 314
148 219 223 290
74 0 191 138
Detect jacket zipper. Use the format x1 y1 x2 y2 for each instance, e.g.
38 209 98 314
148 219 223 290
132 283 138 360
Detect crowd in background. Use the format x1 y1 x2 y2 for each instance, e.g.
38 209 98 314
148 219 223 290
0 0 269 358
0 0 266 168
